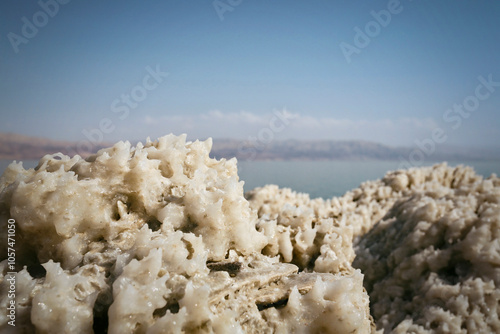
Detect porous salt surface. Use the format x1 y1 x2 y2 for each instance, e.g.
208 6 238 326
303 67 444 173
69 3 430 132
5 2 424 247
354 166 500 333
0 135 371 333
248 164 500 333
0 134 498 333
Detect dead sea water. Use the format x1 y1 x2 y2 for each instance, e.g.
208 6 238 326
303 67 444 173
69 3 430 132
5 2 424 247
238 160 500 198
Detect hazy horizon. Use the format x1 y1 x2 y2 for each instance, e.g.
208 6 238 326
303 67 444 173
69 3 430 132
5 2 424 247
3 130 500 151
1 1 499 154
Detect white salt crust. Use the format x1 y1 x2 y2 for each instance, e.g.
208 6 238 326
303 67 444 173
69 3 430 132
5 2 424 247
354 165 500 333
1 134 498 333
248 164 500 333
0 135 372 333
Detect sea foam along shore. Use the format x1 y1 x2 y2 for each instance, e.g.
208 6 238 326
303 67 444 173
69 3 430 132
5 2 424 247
0 134 499 333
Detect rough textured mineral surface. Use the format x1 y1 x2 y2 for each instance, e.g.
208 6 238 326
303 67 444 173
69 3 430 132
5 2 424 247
247 186 357 275
0 134 372 333
247 164 500 333
354 165 500 333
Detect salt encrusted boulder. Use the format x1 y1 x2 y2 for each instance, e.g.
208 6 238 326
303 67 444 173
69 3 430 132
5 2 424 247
8 133 496 333
0 134 373 333
246 164 500 333
1 135 266 269
354 165 500 333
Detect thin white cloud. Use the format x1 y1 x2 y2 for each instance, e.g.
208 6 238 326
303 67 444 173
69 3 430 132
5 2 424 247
137 110 438 146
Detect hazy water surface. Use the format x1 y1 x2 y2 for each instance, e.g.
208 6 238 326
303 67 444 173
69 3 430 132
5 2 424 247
238 160 500 199
1 159 499 199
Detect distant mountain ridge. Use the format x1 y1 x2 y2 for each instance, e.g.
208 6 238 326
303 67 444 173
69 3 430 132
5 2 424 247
211 139 406 161
0 133 109 160
211 138 500 162
0 133 499 162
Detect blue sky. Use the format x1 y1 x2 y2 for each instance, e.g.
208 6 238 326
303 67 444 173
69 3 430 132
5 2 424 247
0 0 499 149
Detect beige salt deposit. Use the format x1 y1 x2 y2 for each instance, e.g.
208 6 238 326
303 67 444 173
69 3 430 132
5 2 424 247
0 134 499 333
248 165 500 333
354 166 500 333
0 135 372 333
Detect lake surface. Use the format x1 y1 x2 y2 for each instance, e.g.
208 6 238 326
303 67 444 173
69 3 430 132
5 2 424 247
1 159 499 199
238 160 500 198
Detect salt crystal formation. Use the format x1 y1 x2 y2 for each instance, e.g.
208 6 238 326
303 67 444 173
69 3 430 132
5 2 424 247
354 166 500 333
0 135 372 333
1 134 499 333
248 164 500 333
